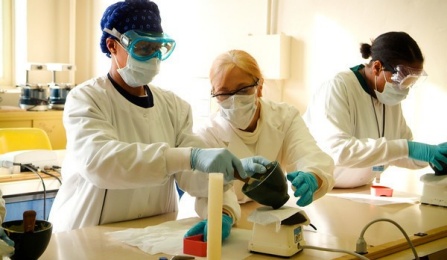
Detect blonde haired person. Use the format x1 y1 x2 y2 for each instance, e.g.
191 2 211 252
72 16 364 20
184 50 335 240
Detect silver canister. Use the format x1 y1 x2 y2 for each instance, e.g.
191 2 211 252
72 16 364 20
48 83 72 110
19 84 49 111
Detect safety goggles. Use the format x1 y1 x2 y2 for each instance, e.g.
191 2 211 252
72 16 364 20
104 28 176 61
211 79 259 102
389 64 427 89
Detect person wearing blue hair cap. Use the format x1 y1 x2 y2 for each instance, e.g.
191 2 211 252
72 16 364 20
49 0 270 234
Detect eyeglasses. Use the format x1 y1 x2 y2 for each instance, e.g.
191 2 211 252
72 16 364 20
211 80 259 101
104 28 176 61
383 63 427 89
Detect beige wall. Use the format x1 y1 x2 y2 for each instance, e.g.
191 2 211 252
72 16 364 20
23 0 447 144
25 0 71 83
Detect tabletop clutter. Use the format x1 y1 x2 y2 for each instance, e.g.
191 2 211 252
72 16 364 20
182 161 310 258
106 161 311 258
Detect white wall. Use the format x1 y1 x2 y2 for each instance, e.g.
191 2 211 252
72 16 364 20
20 0 447 144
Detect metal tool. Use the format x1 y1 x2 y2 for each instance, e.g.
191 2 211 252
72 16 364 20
169 255 195 260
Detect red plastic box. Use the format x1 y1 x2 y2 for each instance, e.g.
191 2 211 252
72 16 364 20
371 185 393 197
183 234 207 257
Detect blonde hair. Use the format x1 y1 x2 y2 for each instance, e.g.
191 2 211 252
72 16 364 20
209 50 262 89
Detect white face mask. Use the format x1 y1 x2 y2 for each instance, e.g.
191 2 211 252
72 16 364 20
114 54 160 87
218 92 258 130
374 71 409 106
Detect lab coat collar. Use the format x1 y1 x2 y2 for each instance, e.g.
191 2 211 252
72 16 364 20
255 99 285 161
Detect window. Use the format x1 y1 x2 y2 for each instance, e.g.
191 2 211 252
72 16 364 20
0 0 12 87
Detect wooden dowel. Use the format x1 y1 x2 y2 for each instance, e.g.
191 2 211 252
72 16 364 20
334 225 447 260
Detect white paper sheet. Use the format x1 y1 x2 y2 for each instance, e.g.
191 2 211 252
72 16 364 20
106 218 253 259
327 190 420 205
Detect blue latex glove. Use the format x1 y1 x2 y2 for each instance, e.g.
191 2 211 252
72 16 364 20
190 148 246 183
287 171 318 207
0 228 14 247
184 214 233 242
240 156 271 179
408 141 447 170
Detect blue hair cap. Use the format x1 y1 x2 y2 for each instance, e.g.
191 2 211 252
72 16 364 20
100 0 163 57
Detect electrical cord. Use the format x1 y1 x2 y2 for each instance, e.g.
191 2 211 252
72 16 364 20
355 218 419 259
301 222 369 258
300 218 418 259
48 165 61 174
20 164 48 221
301 245 370 260
41 167 62 185
0 160 62 184
0 160 61 221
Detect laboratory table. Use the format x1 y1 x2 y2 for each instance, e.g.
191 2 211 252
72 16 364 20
39 181 447 260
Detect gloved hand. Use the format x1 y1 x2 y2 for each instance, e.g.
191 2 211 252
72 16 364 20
0 228 13 247
408 141 447 170
190 148 246 183
240 156 271 179
0 238 14 258
287 171 318 207
184 214 233 242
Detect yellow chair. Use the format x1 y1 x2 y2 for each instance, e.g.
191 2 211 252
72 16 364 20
0 128 52 154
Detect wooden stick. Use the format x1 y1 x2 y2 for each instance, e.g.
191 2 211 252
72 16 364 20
334 225 447 260
23 210 37 233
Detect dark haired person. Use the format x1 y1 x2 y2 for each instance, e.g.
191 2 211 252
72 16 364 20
48 0 268 232
184 49 334 242
304 31 447 188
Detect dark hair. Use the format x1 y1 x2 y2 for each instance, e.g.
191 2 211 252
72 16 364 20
360 32 424 70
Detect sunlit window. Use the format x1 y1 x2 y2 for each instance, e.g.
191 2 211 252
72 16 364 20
0 0 12 87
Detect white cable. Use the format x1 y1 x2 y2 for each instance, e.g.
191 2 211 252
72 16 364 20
302 244 370 260
0 160 14 168
356 218 419 259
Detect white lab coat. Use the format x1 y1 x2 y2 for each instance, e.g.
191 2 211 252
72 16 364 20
48 75 205 232
303 69 427 188
187 98 334 216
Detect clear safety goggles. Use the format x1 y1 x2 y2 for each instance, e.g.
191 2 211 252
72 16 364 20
389 65 427 89
211 79 259 102
104 28 176 61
